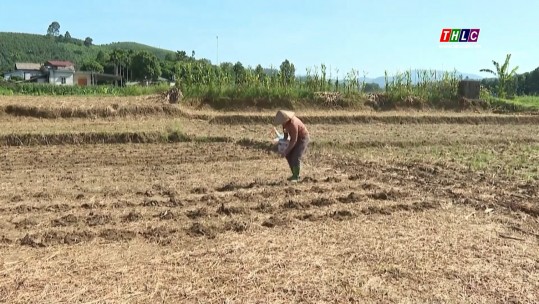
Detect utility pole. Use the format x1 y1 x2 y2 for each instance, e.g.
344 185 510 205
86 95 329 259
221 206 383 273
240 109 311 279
216 35 219 65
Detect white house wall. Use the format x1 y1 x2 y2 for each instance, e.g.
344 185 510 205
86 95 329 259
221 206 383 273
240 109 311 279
4 70 42 80
10 71 24 79
49 70 74 85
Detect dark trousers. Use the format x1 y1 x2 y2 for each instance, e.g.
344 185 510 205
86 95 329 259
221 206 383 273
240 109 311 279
286 136 309 168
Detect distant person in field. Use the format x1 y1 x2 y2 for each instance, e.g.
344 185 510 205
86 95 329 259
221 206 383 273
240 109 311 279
274 110 310 182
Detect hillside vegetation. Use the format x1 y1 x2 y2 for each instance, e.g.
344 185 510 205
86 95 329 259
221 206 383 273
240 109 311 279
0 32 175 72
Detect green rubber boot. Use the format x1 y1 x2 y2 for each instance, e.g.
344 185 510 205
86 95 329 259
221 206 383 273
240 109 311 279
286 165 293 180
288 166 300 182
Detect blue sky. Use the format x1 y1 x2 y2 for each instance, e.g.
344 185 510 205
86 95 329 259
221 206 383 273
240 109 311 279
1 0 537 77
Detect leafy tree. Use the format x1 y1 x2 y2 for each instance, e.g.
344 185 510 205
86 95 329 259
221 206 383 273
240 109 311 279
363 82 381 92
526 67 539 94
220 62 234 73
108 49 125 85
512 73 528 96
84 37 93 47
176 50 188 61
279 59 295 86
165 53 175 62
481 78 497 92
80 61 104 73
198 58 212 66
233 61 246 85
96 50 109 66
480 53 518 98
255 64 266 82
125 50 135 82
11 51 21 62
130 50 161 81
64 31 72 43
109 49 126 76
47 21 60 37
160 60 176 80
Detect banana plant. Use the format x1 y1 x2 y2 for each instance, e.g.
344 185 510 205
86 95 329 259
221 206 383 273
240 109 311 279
480 53 519 98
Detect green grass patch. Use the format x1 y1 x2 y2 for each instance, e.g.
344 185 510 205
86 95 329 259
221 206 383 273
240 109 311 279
468 151 495 170
482 95 539 112
0 82 171 96
503 95 539 110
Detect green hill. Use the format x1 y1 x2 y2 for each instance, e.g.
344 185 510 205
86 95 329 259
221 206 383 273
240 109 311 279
0 32 176 72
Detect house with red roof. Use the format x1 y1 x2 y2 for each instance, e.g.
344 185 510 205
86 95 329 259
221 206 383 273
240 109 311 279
3 60 122 86
42 60 75 85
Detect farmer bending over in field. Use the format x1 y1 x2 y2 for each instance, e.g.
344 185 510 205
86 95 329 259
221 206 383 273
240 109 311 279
274 110 310 182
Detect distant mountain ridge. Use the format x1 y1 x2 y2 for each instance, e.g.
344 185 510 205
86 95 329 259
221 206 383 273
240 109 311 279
363 70 483 87
296 70 483 88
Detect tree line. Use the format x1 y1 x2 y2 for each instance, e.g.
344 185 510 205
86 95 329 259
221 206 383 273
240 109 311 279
80 47 298 87
481 69 539 97
42 21 377 92
46 21 93 47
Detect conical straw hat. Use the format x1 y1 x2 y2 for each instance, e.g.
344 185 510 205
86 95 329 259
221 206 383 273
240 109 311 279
274 110 295 125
